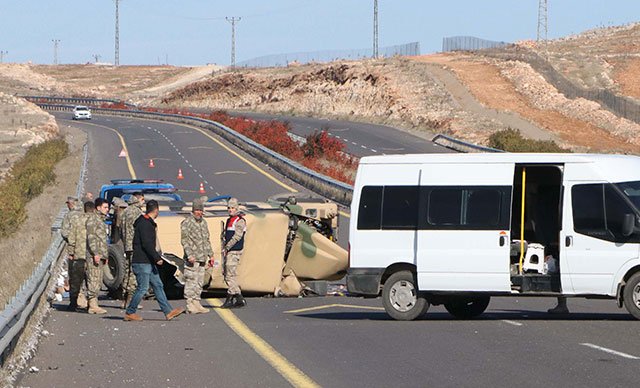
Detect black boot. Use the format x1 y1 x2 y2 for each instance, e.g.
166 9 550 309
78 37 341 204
66 300 78 312
220 294 235 308
232 294 246 308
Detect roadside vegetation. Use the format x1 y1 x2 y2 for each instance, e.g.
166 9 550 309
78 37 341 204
0 138 68 238
488 129 570 153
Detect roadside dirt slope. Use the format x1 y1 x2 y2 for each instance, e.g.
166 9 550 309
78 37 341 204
0 93 59 181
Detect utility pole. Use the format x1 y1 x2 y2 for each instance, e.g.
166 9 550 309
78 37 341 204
0 51 7 63
52 39 60 65
92 54 101 63
373 0 379 59
537 0 548 59
226 17 241 68
114 0 120 66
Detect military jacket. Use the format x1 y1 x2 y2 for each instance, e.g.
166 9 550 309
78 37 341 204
61 206 82 242
67 213 88 259
181 214 213 263
122 203 144 252
86 211 108 258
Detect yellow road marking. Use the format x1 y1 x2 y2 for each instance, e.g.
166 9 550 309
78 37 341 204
157 120 299 192
71 120 137 179
284 303 385 314
84 116 351 218
205 298 319 388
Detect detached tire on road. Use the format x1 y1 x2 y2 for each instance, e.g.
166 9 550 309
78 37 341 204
623 272 640 320
382 270 429 321
104 244 125 293
444 296 490 319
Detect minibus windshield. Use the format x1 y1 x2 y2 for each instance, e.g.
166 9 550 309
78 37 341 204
615 181 640 211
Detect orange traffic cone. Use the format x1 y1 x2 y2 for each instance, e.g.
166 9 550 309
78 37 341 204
198 182 205 194
149 159 155 168
177 168 184 180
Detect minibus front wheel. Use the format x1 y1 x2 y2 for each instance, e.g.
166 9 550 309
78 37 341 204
623 272 640 320
444 296 491 319
382 271 429 321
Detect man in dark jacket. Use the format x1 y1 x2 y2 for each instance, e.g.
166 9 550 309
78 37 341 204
124 200 184 321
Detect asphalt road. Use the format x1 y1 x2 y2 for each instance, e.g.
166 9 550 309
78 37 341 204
18 113 640 387
226 111 451 157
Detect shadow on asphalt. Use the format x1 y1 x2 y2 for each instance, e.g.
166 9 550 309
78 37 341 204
294 310 635 322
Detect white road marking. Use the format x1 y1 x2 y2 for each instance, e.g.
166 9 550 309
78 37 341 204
198 174 204 179
351 142 357 145
360 145 368 149
371 149 378 153
335 135 341 139
501 320 523 327
580 343 640 360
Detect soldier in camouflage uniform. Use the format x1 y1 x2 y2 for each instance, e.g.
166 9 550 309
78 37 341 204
221 197 247 309
85 198 110 314
121 192 144 307
61 196 81 243
180 199 212 314
66 200 91 311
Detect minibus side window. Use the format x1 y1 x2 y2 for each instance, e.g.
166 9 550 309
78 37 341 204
572 183 640 242
424 186 510 230
466 189 502 226
427 188 462 225
381 186 419 229
357 186 383 230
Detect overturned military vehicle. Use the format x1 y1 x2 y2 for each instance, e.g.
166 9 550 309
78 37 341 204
105 193 348 298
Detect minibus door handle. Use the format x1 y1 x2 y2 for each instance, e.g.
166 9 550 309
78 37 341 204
565 236 573 247
499 236 507 247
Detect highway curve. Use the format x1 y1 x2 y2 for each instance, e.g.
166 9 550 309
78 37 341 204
18 113 640 387
228 111 450 157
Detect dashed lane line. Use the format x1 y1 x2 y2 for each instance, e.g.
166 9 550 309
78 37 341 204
102 117 351 219
205 298 320 388
284 304 385 314
501 320 523 327
580 343 640 360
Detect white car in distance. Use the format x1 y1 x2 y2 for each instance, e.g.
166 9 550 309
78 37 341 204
72 105 92 120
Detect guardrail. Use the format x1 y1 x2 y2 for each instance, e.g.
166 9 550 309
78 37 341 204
0 143 88 366
432 134 503 153
39 103 356 205
19 95 136 109
34 98 499 203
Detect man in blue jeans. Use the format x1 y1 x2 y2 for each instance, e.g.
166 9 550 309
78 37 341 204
124 200 184 321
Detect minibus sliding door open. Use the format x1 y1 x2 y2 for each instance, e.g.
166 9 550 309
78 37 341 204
510 164 564 294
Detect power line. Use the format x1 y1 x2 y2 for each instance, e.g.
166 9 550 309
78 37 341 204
115 0 121 66
92 54 101 63
226 17 241 68
52 39 60 65
373 0 379 59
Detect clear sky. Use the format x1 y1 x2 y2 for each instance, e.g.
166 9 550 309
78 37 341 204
0 0 638 66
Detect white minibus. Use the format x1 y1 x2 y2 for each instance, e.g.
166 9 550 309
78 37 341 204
347 153 640 320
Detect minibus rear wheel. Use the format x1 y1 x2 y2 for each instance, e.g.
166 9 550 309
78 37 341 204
623 272 640 320
444 296 490 319
382 271 429 321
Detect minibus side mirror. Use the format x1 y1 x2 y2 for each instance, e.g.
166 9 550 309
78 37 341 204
622 213 636 237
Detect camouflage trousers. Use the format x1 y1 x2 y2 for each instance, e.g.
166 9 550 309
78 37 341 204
123 252 138 296
86 259 104 299
184 261 205 301
224 251 242 295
